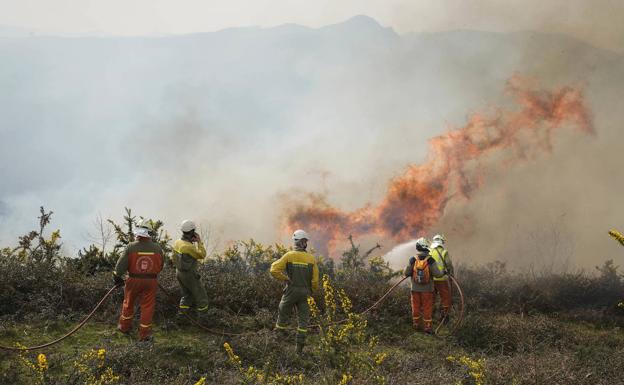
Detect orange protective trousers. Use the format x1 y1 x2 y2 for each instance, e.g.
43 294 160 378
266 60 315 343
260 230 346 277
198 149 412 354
410 291 434 329
118 277 158 340
434 281 452 316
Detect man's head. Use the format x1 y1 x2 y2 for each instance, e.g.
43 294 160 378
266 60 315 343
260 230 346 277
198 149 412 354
292 229 309 251
180 220 198 241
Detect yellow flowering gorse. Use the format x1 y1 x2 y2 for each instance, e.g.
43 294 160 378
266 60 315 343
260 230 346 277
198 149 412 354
608 229 624 247
311 275 388 385
338 373 353 385
223 342 305 385
37 353 48 372
15 343 47 385
73 348 120 385
447 355 487 385
15 345 119 385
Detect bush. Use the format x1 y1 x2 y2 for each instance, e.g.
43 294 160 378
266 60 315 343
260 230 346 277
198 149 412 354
2 209 624 384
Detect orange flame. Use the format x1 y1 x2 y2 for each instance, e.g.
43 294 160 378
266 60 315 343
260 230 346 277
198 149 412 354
284 76 594 255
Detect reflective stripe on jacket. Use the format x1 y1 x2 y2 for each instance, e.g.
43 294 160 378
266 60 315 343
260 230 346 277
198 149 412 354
173 239 207 272
114 240 164 278
429 246 452 281
270 250 319 292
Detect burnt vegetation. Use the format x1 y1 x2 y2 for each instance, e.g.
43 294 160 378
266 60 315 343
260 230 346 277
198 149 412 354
0 208 623 384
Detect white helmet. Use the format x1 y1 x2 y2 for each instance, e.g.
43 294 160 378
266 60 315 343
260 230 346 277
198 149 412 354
415 237 430 252
134 227 151 239
292 229 309 242
432 234 446 243
431 234 446 249
180 220 197 233
136 218 153 230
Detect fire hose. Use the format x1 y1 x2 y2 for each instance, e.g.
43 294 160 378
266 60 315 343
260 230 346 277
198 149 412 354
435 275 465 335
308 275 464 335
159 275 465 337
158 277 414 337
157 283 246 337
0 284 122 351
0 276 465 351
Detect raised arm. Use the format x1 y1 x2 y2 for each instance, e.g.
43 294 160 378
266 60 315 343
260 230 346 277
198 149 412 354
176 240 206 260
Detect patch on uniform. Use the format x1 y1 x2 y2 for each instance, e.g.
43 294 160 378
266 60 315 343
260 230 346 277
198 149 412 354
135 255 155 273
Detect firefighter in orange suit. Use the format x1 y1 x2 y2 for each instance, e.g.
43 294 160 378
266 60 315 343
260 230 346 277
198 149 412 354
403 237 442 334
114 223 164 342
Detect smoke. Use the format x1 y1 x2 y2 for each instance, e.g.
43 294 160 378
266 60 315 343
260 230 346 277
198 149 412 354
1 17 622 268
284 75 593 257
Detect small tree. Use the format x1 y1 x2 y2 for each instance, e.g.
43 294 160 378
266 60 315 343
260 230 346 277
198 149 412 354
340 235 382 272
106 208 171 261
12 206 62 265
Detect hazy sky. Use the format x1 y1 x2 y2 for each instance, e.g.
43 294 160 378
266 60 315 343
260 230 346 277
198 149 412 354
1 0 622 267
1 0 623 52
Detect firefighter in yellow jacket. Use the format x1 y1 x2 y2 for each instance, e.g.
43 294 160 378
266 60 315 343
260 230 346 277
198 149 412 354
172 220 209 314
430 234 454 324
270 229 319 354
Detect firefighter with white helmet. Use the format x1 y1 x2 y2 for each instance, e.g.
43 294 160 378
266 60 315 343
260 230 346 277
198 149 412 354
429 233 454 324
404 237 443 334
114 218 164 342
270 229 319 354
136 218 155 239
172 220 209 314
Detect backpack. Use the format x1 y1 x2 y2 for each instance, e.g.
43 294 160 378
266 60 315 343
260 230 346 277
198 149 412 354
412 257 431 284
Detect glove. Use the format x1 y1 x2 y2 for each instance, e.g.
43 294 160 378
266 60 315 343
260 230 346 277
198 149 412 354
113 275 125 286
409 257 416 265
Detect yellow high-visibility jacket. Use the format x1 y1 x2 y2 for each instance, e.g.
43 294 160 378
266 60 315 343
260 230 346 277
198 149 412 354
172 239 206 272
429 246 454 282
270 250 319 292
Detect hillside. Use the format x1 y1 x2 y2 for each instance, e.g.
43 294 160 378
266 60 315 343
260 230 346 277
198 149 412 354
0 211 623 384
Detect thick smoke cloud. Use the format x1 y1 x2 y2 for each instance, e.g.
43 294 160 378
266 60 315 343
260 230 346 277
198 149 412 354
0 16 622 269
285 75 594 256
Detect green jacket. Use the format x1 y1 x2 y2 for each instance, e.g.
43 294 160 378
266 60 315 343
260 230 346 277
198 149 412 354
270 250 319 293
172 238 206 273
114 240 164 278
